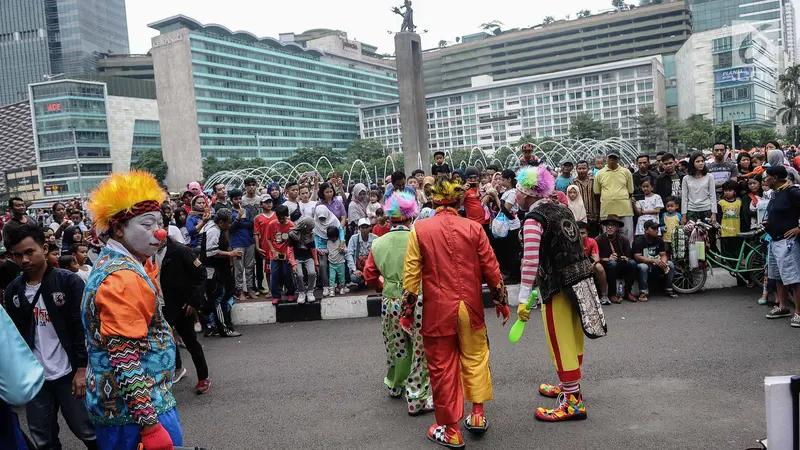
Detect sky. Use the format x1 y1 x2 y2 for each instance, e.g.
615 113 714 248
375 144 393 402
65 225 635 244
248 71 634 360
126 0 605 54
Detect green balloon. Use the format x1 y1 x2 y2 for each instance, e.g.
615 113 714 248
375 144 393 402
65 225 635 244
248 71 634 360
507 290 538 344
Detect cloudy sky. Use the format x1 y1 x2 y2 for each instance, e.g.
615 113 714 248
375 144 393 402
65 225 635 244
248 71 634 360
126 0 605 54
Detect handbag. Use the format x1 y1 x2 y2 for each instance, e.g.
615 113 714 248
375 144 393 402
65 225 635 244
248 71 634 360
491 212 510 238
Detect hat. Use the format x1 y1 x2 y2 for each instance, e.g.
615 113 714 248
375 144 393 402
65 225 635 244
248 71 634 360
643 219 659 230
607 152 620 159
357 218 371 227
88 170 166 233
181 189 193 198
385 192 419 221
260 194 273 203
433 150 445 157
600 214 625 228
423 176 435 187
516 166 555 198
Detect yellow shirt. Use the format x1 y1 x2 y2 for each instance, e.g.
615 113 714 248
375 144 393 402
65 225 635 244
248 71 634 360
593 166 634 218
718 198 741 238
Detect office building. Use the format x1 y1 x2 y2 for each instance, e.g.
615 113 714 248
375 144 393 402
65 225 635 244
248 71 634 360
29 78 158 200
0 0 130 106
422 2 690 94
360 56 665 154
676 25 778 127
688 0 798 64
0 101 40 201
97 54 155 80
147 15 399 190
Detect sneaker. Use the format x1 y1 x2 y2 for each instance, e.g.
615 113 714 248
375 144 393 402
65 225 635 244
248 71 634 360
287 295 295 303
535 392 587 422
297 291 306 304
223 329 242 337
464 413 489 434
766 306 792 319
792 313 800 328
173 367 187 384
758 297 768 305
338 287 347 295
271 298 279 306
538 382 563 398
193 322 202 333
600 295 611 305
322 287 329 297
204 327 218 337
258 288 269 296
195 379 211 394
328 288 336 297
306 290 316 303
427 424 464 449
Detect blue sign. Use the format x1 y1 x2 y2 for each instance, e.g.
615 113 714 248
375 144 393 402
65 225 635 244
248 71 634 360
716 68 752 84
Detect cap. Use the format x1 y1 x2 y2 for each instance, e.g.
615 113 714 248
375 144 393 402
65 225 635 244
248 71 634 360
607 152 620 159
465 166 480 179
357 218 371 227
643 219 659 230
562 161 574 166
260 194 273 203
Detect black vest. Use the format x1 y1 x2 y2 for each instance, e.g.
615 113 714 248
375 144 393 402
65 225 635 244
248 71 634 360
524 201 593 303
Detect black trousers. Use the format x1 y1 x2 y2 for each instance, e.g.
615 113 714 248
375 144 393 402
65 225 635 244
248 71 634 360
170 312 209 381
26 372 97 450
204 270 237 335
254 252 264 291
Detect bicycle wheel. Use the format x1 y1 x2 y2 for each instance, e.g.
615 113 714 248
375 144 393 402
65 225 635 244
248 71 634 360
746 248 767 288
672 258 707 294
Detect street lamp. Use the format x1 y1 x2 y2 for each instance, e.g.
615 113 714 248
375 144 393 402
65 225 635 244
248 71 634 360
69 125 85 202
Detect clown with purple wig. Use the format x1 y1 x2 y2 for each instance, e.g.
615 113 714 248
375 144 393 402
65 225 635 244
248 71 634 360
362 192 433 416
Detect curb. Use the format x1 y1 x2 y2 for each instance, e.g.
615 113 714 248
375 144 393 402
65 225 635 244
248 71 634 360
231 273 738 326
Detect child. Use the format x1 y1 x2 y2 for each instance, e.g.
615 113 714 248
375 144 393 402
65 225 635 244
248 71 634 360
717 180 744 285
366 190 381 224
254 196 276 295
372 208 391 237
266 205 295 305
431 150 451 175
660 197 682 255
633 179 663 236
46 245 60 267
58 255 79 272
288 216 318 304
326 225 347 296
566 185 587 223
70 242 92 283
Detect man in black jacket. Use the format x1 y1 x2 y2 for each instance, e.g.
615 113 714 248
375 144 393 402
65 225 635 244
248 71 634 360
3 225 97 449
154 217 211 394
655 153 685 206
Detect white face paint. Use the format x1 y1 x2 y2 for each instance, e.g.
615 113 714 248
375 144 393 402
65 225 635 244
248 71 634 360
121 212 164 259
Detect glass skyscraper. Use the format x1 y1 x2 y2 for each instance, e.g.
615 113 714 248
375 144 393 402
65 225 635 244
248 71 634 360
0 0 129 106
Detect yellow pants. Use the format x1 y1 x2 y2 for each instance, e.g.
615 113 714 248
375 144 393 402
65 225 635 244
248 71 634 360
541 292 584 383
423 301 492 425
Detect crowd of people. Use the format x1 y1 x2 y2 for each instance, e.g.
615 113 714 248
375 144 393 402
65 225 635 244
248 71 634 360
0 140 799 449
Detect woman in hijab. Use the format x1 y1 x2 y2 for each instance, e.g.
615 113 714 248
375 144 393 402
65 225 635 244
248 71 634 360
566 184 587 223
767 148 799 183
313 204 344 297
288 216 318 303
347 183 369 236
268 182 285 206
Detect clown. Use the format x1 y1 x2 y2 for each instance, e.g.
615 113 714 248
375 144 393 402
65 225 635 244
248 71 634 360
402 177 508 449
81 171 181 450
515 165 607 423
363 192 433 416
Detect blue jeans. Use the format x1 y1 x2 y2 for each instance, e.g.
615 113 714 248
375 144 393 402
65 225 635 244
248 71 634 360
602 259 637 295
270 259 295 300
637 261 675 294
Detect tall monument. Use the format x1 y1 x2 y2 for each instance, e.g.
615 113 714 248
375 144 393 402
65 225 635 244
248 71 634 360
392 1 430 174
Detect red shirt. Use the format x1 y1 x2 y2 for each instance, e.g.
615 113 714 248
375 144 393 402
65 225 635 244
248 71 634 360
373 222 391 237
463 187 489 225
583 237 599 258
266 219 294 258
254 212 276 251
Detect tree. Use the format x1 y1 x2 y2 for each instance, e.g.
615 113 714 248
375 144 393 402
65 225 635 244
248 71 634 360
286 147 342 167
542 16 556 25
569 113 605 140
438 40 449 48
601 121 620 140
778 65 800 103
517 134 537 146
783 124 800 146
664 117 686 152
635 106 665 151
577 9 592 18
778 98 800 126
480 20 503 35
132 149 168 183
612 0 627 10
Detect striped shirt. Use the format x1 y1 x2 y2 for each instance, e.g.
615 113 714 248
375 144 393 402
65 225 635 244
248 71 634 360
518 218 542 305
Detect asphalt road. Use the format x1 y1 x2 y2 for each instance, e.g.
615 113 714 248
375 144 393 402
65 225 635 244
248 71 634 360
28 288 798 450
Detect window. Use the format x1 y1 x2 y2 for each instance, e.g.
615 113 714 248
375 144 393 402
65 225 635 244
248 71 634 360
602 86 617 96
568 77 583 87
714 52 733 69
736 86 750 100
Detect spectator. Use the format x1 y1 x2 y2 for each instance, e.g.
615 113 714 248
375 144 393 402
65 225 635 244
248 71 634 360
762 165 800 327
451 168 465 185
188 181 204 199
632 220 677 301
3 225 97 449
254 196 276 295
326 225 347 296
592 155 605 176
0 247 20 297
411 169 425 187
741 175 768 231
297 184 316 219
489 169 522 283
737 153 752 177
594 152 635 242
230 190 257 301
431 150 451 175
346 218 377 291
463 166 491 235
578 221 609 305
373 208 391 237
199 208 242 337
632 154 658 201
318 182 347 229
767 148 800 183
3 197 30 249
48 202 70 251
655 153 684 206
422 176 435 209
161 202 185 244
266 205 296 305
58 255 78 273
174 208 190 245
566 185 587 223
707 143 739 199
45 245 60 267
313 204 344 298
366 190 382 224
284 181 301 221
660 197 682 254
633 179 663 236
347 183 370 236
288 216 318 304
681 152 717 226
596 215 637 303
179 190 193 215
69 243 92 283
519 143 539 167
555 161 575 193
571 160 600 234
212 182 232 212
655 151 666 173
383 171 417 202
267 182 285 206
186 195 212 250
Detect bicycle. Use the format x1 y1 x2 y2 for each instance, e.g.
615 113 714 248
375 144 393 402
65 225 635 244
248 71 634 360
671 222 767 294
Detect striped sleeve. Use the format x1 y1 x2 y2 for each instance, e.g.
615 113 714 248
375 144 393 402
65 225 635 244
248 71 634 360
518 218 543 305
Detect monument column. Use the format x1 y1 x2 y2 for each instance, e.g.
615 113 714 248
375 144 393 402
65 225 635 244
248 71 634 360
394 32 430 174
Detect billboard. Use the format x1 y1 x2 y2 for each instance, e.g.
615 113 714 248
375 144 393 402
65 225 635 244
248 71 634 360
715 68 752 84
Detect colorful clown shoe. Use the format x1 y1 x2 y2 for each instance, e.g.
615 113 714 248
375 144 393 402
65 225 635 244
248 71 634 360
427 424 465 449
534 392 587 422
464 413 489 434
538 382 564 398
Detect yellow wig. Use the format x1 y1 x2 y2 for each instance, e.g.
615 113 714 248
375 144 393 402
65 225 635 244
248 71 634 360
430 177 465 205
88 170 166 232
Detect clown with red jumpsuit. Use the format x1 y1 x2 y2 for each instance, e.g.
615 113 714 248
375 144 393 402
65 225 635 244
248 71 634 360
401 177 509 449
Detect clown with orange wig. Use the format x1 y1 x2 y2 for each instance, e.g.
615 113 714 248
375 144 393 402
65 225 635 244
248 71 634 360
81 171 181 450
401 178 508 449
515 165 606 423
363 192 433 416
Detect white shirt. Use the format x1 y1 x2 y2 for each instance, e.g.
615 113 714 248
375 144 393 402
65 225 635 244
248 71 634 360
29 282 72 381
76 266 91 284
167 225 185 245
501 189 521 230
299 201 316 218
284 200 299 216
49 221 64 251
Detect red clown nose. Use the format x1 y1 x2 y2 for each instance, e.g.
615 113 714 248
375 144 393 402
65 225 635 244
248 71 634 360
154 228 168 242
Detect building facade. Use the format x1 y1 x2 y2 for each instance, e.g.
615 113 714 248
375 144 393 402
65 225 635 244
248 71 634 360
422 2 690 94
97 54 155 80
28 79 158 201
360 57 666 154
147 15 399 190
676 25 778 128
0 0 130 106
0 101 40 201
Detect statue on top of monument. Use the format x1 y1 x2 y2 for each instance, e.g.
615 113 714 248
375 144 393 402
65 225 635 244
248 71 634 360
392 0 415 33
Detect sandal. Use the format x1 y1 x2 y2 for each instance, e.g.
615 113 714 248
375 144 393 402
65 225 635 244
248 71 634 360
665 290 678 299
638 293 648 302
